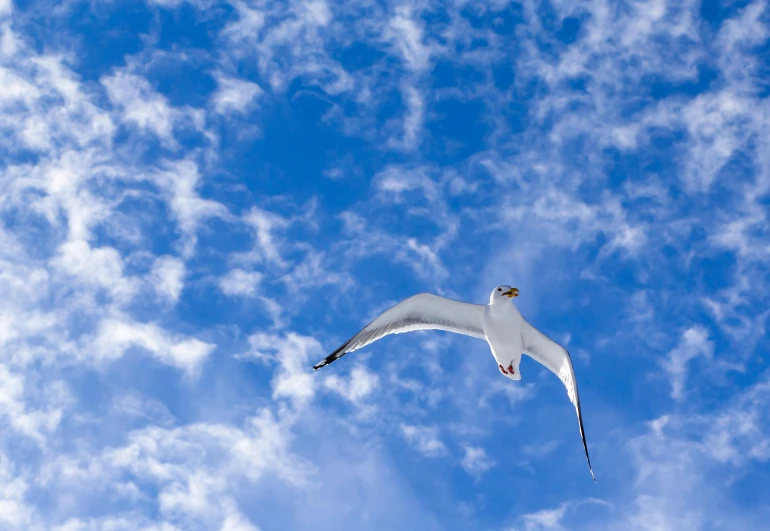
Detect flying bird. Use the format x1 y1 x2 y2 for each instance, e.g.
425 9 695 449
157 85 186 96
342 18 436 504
313 285 595 481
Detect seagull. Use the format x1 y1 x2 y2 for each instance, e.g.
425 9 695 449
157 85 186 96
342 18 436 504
313 285 595 481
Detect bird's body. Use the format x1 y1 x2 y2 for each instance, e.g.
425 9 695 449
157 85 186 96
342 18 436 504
313 285 595 481
484 300 524 380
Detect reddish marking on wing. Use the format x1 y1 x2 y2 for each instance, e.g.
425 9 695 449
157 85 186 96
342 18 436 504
508 362 515 374
498 364 509 375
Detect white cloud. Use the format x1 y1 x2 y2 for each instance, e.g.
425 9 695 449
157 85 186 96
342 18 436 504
16 151 116 243
661 326 713 401
624 495 703 531
157 470 224 518
509 499 610 531
460 445 494 477
239 332 322 405
399 424 446 457
111 393 175 427
700 377 770 466
89 316 215 376
0 454 34 529
279 249 353 294
151 159 231 257
301 1 331 27
479 379 535 409
522 440 561 460
387 6 431 72
395 83 424 150
337 211 449 283
597 375 770 530
509 504 568 531
0 21 17 57
52 240 137 303
218 0 349 95
211 74 262 115
500 188 647 261
221 510 260 531
681 91 751 191
52 515 179 530
147 0 204 7
323 365 379 405
150 256 186 303
717 1 769 88
242 207 288 266
0 365 66 443
219 268 262 297
0 66 38 106
220 1 266 49
47 409 313 529
373 165 440 202
102 71 176 144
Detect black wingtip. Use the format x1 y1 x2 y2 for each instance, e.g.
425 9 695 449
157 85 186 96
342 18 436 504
313 337 355 372
313 353 339 370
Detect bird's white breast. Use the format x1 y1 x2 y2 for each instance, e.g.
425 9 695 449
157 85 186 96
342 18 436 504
483 303 524 361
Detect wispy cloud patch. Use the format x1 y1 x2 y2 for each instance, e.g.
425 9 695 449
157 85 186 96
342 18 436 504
0 454 33 529
150 256 186 303
508 499 610 531
102 71 178 145
89 316 215 376
386 6 431 72
323 365 379 406
242 207 289 267
661 326 714 402
0 365 66 443
399 423 447 457
219 268 262 297
211 73 263 115
460 445 494 478
151 159 231 257
240 332 322 405
48 408 314 528
52 240 137 302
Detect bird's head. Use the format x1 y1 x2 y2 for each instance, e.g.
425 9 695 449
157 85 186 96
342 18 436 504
490 285 519 305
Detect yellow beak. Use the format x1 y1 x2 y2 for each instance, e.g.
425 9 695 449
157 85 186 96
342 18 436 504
502 287 519 298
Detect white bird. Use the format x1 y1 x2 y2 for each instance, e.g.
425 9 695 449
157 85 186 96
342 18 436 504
313 285 595 481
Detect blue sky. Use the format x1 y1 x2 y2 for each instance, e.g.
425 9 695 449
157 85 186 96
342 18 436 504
0 0 769 529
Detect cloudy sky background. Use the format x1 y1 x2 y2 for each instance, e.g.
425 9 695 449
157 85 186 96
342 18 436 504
1 0 769 529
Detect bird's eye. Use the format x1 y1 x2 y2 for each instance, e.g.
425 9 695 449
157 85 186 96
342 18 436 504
497 288 501 292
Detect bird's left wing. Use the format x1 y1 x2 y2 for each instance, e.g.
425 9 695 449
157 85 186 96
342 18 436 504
520 318 595 482
313 293 485 370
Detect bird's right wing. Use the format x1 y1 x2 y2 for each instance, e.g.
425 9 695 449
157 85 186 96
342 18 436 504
521 317 595 482
313 293 485 370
